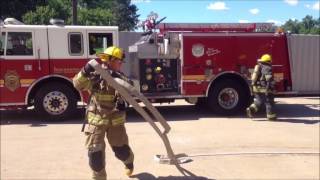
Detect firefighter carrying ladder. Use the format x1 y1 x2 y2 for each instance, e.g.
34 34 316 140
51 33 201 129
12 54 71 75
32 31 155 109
88 59 194 176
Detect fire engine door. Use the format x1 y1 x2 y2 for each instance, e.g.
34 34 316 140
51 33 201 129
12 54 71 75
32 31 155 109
0 29 49 105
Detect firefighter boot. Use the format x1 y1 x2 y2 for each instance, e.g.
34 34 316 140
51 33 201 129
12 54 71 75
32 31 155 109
267 113 277 121
125 163 134 177
246 107 253 118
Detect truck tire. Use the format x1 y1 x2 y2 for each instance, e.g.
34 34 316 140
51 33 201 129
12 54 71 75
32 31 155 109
34 82 77 120
195 97 207 109
207 79 248 115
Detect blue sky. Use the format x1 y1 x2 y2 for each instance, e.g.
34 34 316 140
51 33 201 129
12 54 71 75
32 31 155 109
132 0 320 26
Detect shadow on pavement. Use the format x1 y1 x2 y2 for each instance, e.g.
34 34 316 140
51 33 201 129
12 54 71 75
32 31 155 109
248 103 319 124
0 100 319 125
131 172 214 180
0 108 85 126
127 105 213 122
275 103 319 117
0 105 213 125
253 118 320 124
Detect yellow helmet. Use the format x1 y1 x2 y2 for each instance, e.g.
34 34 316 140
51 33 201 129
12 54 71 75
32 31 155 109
258 54 272 63
97 46 124 62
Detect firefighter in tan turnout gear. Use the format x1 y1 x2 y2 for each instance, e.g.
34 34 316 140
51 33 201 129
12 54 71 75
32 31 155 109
73 46 134 179
246 54 277 120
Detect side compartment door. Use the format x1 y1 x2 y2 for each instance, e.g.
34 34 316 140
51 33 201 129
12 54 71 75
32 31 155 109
48 27 88 77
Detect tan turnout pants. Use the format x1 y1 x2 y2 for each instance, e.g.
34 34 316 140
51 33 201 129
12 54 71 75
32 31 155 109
84 124 134 180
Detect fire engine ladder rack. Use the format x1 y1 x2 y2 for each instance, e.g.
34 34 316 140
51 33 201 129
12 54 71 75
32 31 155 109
88 60 194 176
158 22 274 33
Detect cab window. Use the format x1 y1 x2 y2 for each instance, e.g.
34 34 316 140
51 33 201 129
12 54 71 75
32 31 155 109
88 33 113 55
6 32 33 56
68 32 83 55
0 32 5 55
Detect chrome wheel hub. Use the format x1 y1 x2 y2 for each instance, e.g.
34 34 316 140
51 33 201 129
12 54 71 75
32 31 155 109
218 88 239 110
43 91 68 115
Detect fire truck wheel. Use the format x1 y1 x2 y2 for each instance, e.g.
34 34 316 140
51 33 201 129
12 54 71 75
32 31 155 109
34 83 77 120
207 79 247 115
195 97 207 108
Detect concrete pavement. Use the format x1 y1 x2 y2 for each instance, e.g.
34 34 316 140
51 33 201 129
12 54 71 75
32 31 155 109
1 97 319 179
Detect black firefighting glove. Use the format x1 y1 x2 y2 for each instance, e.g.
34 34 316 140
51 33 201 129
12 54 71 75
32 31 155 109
81 63 95 77
115 97 127 111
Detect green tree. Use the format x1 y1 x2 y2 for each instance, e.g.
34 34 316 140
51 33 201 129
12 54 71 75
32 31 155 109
0 0 46 20
78 0 113 9
78 8 114 26
282 19 300 34
110 0 139 31
23 6 57 25
19 0 139 30
282 15 320 34
23 0 72 25
77 0 139 31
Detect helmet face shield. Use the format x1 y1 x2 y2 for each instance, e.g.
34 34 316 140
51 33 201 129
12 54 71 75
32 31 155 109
97 53 110 62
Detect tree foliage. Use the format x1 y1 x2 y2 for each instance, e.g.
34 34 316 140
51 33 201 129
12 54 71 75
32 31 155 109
77 0 139 30
78 8 114 26
0 0 46 21
2 0 139 31
111 0 139 31
23 0 72 25
281 15 320 34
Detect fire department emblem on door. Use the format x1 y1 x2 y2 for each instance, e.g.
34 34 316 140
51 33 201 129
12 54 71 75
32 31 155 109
4 70 21 92
192 44 204 58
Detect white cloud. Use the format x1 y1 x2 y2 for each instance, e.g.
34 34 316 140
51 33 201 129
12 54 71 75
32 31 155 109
249 8 260 15
309 1 320 10
284 0 298 6
239 20 250 23
131 0 151 4
305 1 319 10
312 1 320 10
267 19 283 26
207 1 230 10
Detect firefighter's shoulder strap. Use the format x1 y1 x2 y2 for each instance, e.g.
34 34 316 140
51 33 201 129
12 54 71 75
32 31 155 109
260 63 273 91
251 64 261 85
260 63 272 81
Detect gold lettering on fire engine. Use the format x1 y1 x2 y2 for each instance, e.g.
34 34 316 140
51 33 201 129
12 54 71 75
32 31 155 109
206 48 221 56
4 70 21 92
53 67 81 74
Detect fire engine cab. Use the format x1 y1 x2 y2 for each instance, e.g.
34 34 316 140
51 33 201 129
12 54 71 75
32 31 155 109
2 18 312 120
0 18 118 119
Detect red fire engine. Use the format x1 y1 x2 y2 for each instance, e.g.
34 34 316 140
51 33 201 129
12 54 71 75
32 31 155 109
0 18 119 119
127 22 292 115
0 18 297 119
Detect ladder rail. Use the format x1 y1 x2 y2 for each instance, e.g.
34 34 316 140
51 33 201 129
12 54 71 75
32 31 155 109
88 59 177 164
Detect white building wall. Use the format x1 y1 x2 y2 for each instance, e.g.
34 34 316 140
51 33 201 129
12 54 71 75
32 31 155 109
287 34 320 94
